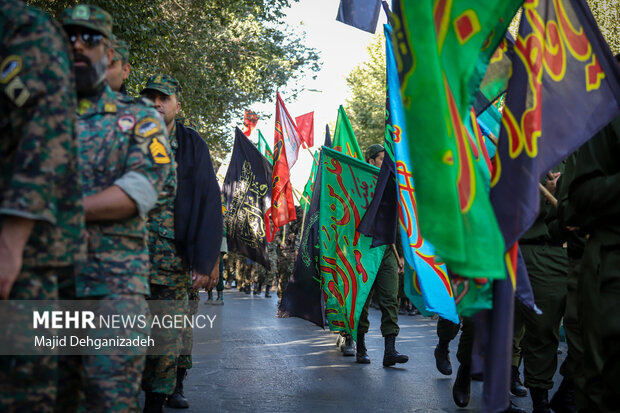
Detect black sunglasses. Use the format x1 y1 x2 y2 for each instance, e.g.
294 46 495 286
66 29 105 48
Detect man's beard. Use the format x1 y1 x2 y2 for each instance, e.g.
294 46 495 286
75 52 108 95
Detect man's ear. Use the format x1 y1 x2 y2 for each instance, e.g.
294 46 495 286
176 100 181 115
122 63 131 80
106 48 115 67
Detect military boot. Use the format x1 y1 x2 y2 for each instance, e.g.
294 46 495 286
166 368 189 408
205 289 213 305
356 332 370 364
213 290 224 305
452 364 471 407
434 339 452 375
342 334 356 356
143 392 167 413
511 365 527 397
549 378 576 413
530 387 551 413
265 285 271 298
382 334 408 367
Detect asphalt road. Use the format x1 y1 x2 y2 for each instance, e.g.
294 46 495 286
163 289 566 413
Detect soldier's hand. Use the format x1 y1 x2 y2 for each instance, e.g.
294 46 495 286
545 171 561 195
191 256 220 290
398 257 405 275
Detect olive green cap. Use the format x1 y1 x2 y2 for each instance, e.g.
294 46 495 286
61 4 113 39
141 74 182 97
365 143 385 162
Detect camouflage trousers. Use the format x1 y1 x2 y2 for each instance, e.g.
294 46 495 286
223 252 237 285
0 266 69 413
178 286 199 370
142 283 187 395
55 294 150 413
255 246 277 288
277 254 295 299
235 256 255 290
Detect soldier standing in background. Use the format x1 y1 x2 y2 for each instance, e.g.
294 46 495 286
56 5 171 412
106 34 130 94
141 74 221 412
0 2 86 411
276 206 303 305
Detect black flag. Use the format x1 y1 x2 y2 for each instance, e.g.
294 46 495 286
223 128 273 269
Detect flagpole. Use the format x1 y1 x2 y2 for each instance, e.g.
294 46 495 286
302 142 319 165
487 132 558 207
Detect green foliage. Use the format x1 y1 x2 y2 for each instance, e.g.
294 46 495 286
29 0 320 161
587 0 619 54
343 34 386 153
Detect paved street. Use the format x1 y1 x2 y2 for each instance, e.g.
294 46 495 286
169 289 565 412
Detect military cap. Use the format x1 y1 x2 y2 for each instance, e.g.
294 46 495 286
365 143 385 162
111 35 130 62
141 75 182 97
61 4 113 39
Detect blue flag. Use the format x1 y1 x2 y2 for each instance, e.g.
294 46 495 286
386 23 459 323
490 0 620 248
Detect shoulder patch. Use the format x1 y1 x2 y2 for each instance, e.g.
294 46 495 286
135 117 161 138
117 115 136 132
4 76 30 107
0 55 22 84
149 138 171 164
104 103 117 113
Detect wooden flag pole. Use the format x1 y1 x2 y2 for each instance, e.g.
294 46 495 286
487 132 558 207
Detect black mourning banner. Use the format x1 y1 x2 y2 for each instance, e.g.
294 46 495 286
223 128 273 269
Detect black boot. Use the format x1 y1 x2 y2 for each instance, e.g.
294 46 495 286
452 364 471 407
342 334 355 356
530 387 551 413
166 368 190 408
511 365 528 397
382 334 408 367
549 378 576 413
356 332 370 364
143 392 167 413
434 339 452 375
265 285 271 298
398 298 407 315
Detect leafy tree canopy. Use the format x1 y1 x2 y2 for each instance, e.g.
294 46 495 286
343 34 385 154
29 0 320 162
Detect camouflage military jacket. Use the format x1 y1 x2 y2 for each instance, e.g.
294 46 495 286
76 84 171 297
147 122 188 286
0 1 86 268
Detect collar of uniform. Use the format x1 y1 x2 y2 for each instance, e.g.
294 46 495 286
77 84 118 117
169 122 178 151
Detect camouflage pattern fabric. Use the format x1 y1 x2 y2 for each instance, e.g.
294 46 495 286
141 74 182 97
60 4 113 39
56 294 150 413
75 84 171 297
0 0 86 270
0 2 85 411
276 215 302 299
256 242 277 287
178 286 200 370
142 284 187 395
147 123 190 287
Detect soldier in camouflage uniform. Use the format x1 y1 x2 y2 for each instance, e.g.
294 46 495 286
0 2 86 411
55 6 171 413
276 206 303 303
106 35 130 94
255 241 277 297
141 75 219 411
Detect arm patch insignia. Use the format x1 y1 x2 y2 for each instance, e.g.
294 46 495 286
0 55 22 84
149 137 171 164
135 117 161 139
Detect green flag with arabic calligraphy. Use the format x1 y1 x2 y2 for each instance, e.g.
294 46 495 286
390 1 522 279
319 147 386 337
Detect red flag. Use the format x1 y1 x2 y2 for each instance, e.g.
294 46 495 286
266 93 300 241
295 111 314 147
243 110 259 137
